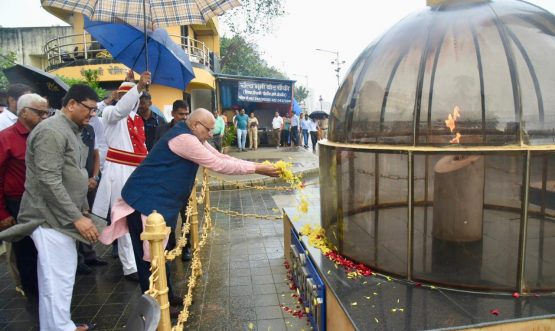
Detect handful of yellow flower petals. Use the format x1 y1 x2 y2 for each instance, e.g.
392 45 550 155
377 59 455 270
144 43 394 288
263 160 308 213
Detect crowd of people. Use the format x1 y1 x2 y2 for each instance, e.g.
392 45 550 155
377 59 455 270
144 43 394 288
230 109 326 152
0 70 279 331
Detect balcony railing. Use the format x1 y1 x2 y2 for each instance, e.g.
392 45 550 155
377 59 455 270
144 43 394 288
44 32 212 70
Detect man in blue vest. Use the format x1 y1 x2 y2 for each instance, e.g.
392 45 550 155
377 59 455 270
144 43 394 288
102 108 279 294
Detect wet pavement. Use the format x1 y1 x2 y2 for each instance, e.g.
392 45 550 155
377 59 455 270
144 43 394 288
0 146 320 331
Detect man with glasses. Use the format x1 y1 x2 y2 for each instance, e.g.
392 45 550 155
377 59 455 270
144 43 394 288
0 85 104 331
0 94 48 301
91 71 151 282
99 108 280 298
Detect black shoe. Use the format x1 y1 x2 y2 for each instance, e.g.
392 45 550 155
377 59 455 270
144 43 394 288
181 248 192 262
85 258 108 266
76 263 92 275
124 272 139 282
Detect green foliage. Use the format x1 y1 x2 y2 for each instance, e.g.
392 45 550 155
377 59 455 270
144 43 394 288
222 0 285 38
222 123 236 147
58 69 107 99
0 52 17 91
220 35 287 79
294 85 309 104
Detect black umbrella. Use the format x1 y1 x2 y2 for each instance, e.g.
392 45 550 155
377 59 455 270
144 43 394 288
3 64 69 109
308 111 329 120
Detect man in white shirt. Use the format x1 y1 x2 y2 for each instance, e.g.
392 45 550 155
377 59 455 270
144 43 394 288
0 84 33 131
271 111 284 149
290 113 300 146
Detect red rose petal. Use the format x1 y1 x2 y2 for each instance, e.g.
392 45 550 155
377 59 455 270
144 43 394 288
489 309 500 316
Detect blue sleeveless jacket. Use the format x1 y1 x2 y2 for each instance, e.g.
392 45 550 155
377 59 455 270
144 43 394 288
121 122 198 228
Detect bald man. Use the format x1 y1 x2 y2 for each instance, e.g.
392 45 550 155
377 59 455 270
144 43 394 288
100 108 279 295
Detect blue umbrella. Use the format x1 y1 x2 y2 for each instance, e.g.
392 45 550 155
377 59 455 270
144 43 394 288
84 17 195 90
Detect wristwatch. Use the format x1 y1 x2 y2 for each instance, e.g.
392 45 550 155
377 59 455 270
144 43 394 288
93 175 100 182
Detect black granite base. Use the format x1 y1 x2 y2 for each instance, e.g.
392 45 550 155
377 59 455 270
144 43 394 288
284 207 555 330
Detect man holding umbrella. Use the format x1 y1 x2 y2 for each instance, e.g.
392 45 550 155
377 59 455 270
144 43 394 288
92 70 151 281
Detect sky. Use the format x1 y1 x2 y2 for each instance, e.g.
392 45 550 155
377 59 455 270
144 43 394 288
1 0 555 111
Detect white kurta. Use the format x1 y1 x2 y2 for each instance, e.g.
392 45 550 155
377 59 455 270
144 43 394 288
92 86 142 218
32 226 78 331
92 86 143 276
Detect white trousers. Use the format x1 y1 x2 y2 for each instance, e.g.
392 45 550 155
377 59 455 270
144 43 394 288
31 226 77 331
118 233 136 275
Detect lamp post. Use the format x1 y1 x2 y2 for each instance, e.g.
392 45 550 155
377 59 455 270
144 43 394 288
316 48 346 86
319 95 323 111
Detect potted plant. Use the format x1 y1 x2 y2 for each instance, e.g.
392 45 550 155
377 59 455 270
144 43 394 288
222 124 236 154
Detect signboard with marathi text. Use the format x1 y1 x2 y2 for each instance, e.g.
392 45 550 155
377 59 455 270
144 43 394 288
237 80 292 104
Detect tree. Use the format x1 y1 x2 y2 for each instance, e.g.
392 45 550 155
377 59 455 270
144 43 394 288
0 52 17 91
58 69 107 99
220 35 287 79
294 85 309 104
222 0 285 38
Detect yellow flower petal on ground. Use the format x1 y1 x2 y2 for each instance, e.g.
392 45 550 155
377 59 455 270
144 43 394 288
298 196 309 213
248 322 255 330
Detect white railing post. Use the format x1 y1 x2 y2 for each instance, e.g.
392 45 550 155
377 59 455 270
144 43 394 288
83 31 88 59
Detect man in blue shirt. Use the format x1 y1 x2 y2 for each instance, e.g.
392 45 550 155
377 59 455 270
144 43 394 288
234 108 249 152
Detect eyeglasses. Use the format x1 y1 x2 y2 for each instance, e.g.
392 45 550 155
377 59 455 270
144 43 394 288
78 101 98 114
25 107 50 118
197 121 215 133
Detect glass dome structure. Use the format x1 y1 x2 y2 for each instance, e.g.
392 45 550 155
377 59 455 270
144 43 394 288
320 0 555 292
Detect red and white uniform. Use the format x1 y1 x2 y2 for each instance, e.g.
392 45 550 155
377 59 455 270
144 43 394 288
92 85 146 276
